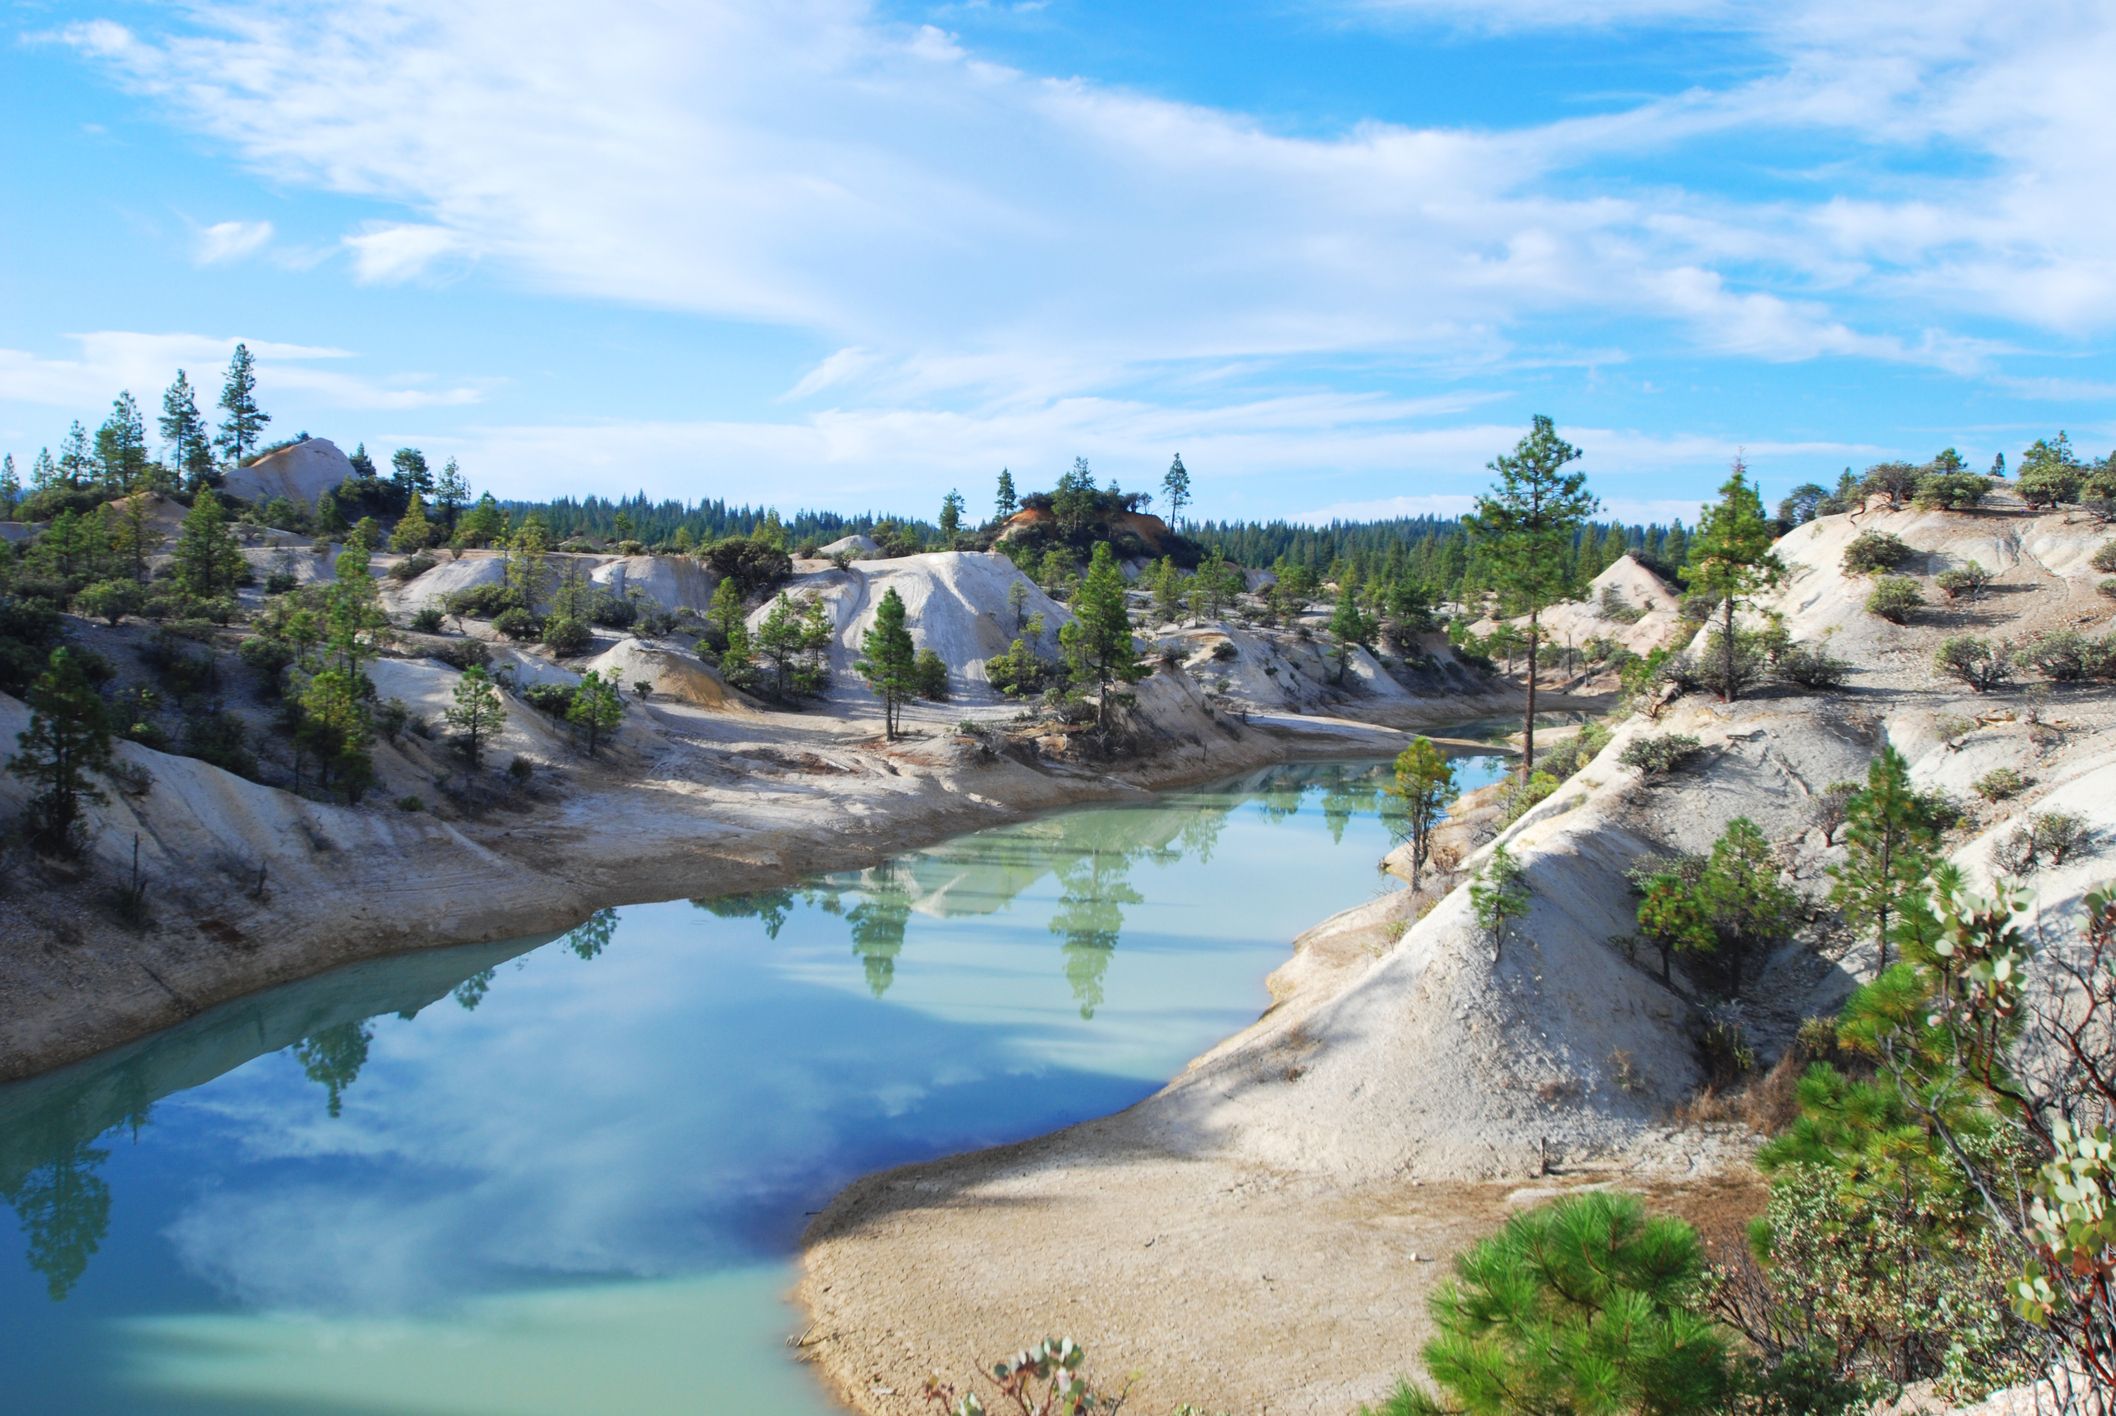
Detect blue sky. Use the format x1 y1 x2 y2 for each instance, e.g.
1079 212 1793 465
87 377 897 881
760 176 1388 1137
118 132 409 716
5 0 2115 525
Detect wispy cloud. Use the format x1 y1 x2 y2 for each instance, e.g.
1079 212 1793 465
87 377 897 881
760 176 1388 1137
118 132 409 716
194 218 274 265
0 333 485 413
343 222 470 284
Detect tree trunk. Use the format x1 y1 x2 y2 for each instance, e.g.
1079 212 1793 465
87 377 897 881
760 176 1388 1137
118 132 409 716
1721 596 1737 702
1521 611 1540 786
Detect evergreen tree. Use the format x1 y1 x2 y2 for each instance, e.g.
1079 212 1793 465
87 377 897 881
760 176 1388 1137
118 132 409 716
103 492 153 583
568 669 626 754
1468 417 1599 783
1390 737 1455 887
0 453 18 517
1150 556 1183 624
57 421 94 488
1827 747 1940 972
1682 458 1784 703
995 468 1017 522
754 593 831 699
444 666 505 768
1052 457 1098 537
1328 581 1375 684
390 447 433 495
504 515 553 610
173 490 246 598
159 371 215 492
296 666 372 801
1161 452 1191 527
390 491 436 553
348 442 377 480
214 343 270 464
1060 542 1148 736
938 489 965 548
95 392 150 494
455 492 504 548
857 586 919 738
707 575 746 642
1373 1192 1733 1416
7 647 113 857
314 490 349 538
433 457 470 531
29 448 56 494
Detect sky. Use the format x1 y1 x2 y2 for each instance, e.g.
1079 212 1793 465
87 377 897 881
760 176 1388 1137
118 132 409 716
5 0 2116 527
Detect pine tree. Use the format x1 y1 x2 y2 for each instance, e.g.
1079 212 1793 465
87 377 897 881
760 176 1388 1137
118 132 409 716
857 587 919 738
1328 581 1375 684
1827 747 1940 972
433 457 470 532
1682 458 1784 703
1161 453 1191 527
995 468 1017 521
939 489 965 548
1375 1192 1733 1416
390 447 432 495
7 647 113 857
0 453 18 517
1059 541 1147 736
504 515 553 611
215 343 270 464
1150 556 1183 624
95 392 150 494
390 491 436 553
173 490 246 599
348 443 378 480
455 492 504 548
159 370 215 492
445 666 505 768
1391 737 1456 887
1468 417 1598 784
29 448 56 494
567 669 626 754
707 575 746 642
57 421 94 488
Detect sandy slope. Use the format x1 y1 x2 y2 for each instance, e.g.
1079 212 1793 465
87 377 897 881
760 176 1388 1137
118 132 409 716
798 496 2116 1415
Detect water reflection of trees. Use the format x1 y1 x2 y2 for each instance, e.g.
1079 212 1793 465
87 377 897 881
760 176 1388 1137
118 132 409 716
564 907 621 960
1 1129 112 1301
1049 851 1143 1019
846 868 913 998
293 1021 373 1119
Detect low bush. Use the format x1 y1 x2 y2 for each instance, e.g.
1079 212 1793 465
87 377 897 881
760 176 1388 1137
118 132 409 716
1618 733 1703 777
1865 576 1924 623
1774 642 1851 690
1934 635 2013 692
1973 767 2027 801
522 682 577 716
2091 540 2116 574
263 567 299 595
386 551 438 582
1933 560 1993 601
408 607 446 634
914 647 949 701
1991 811 2092 875
2103 577 2116 600
542 615 593 655
2021 628 2113 683
1913 472 1991 511
443 583 518 620
431 637 491 671
1842 530 1913 575
492 607 540 641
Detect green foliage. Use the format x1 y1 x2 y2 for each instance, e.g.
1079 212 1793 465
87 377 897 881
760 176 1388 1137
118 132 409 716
858 586 919 738
921 1335 1132 1416
2016 434 2082 508
214 342 270 464
1827 748 1941 971
2021 628 2116 683
1635 817 1796 995
914 648 949 701
541 614 593 655
444 665 505 769
753 593 834 701
1775 642 1851 691
566 668 626 754
1860 461 1922 507
1059 542 1147 734
1682 460 1785 703
1865 576 1923 623
1932 560 1993 601
390 491 437 553
1369 1192 1734 1416
1973 766 2027 802
1841 531 1913 575
173 490 247 600
1328 581 1377 683
7 647 114 856
73 578 142 626
1468 842 1529 959
2091 540 2116 575
1913 472 1991 511
703 534 794 596
1617 733 1701 777
1391 737 1456 887
1934 634 2013 692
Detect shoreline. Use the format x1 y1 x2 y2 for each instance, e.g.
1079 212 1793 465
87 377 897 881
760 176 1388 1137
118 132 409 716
0 681 1541 1084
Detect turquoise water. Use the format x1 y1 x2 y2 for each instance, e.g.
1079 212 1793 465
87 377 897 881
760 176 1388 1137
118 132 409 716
0 755 1503 1415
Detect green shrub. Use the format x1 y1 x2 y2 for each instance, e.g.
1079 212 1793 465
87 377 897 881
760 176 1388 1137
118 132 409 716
431 638 491 672
1934 635 2013 692
2091 540 2116 574
386 550 438 582
1913 472 1990 511
1366 1192 1734 1416
263 567 299 595
1865 576 1923 623
1972 767 2027 801
1933 560 1992 601
408 607 446 634
1775 642 1851 690
73 578 143 626
442 582 518 620
913 647 949 701
2102 577 2116 600
521 682 577 716
1842 531 1913 575
1498 769 1560 826
542 615 593 655
1618 733 1703 777
2021 628 2111 683
493 607 540 641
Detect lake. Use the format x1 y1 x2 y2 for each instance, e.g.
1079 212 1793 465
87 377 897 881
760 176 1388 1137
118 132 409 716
0 754 1505 1415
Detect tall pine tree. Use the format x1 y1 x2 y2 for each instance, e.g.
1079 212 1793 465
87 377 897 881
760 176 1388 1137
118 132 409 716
857 587 918 739
1467 417 1598 783
215 343 270 464
1682 458 1784 702
159 371 215 492
1059 541 1147 735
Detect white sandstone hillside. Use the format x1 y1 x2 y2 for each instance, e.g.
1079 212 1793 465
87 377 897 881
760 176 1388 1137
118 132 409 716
220 437 356 507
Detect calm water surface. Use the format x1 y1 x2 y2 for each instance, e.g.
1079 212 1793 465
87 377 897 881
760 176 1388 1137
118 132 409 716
0 755 1503 1415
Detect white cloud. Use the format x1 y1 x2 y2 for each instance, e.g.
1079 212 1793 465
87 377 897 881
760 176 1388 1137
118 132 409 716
343 222 469 284
194 218 274 265
0 332 485 413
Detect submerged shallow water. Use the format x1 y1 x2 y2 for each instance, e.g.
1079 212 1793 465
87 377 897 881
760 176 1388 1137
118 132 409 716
0 754 1503 1415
